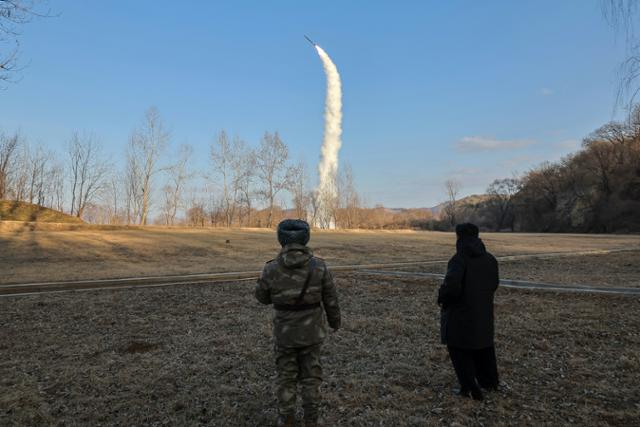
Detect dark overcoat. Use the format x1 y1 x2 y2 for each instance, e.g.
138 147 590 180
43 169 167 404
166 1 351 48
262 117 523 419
438 236 499 349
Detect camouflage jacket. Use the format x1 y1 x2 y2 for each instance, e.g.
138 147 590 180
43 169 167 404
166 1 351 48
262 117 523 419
255 243 341 348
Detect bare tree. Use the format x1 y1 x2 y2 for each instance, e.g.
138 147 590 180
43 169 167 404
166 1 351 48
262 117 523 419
486 177 521 231
103 174 124 225
232 139 256 227
48 161 64 211
182 186 205 227
210 131 240 227
126 107 169 225
289 160 309 220
0 132 19 198
340 163 361 228
161 144 192 225
27 143 49 205
582 137 617 197
602 0 640 108
308 190 320 228
124 145 142 224
11 141 29 201
590 121 631 166
186 202 207 227
0 1 50 84
207 193 225 227
443 179 460 227
68 132 109 218
256 131 292 228
25 144 63 209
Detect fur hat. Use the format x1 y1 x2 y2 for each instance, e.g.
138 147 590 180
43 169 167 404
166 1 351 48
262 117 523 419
277 219 310 246
455 222 479 239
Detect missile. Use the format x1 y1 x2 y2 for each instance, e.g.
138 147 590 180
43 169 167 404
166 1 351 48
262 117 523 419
304 35 317 46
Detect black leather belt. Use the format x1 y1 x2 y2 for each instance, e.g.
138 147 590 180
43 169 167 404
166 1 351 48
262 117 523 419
273 302 321 311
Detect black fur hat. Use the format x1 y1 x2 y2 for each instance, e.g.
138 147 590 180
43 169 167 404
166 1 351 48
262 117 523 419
277 219 311 246
455 222 479 239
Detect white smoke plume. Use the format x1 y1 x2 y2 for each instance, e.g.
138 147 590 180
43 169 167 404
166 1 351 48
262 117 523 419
314 45 342 228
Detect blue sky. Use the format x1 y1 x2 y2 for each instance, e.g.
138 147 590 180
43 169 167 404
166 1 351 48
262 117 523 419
0 0 628 207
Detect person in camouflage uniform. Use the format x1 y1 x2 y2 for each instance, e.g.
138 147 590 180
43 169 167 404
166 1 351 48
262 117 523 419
255 219 341 427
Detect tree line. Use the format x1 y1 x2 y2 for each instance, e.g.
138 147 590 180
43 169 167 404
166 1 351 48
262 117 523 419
3 105 640 232
435 105 640 233
0 107 366 228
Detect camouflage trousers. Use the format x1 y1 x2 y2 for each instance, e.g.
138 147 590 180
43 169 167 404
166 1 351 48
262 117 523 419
274 343 323 418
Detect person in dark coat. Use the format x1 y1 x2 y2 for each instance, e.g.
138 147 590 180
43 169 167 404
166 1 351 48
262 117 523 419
437 223 499 401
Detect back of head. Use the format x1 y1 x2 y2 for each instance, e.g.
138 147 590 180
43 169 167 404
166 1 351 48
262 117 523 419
277 219 310 247
455 222 486 257
455 223 479 240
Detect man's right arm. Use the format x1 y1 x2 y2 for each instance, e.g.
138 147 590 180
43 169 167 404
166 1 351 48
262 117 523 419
437 255 465 306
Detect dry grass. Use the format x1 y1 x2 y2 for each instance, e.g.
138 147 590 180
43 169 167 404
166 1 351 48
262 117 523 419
2 227 639 424
1 227 639 284
405 250 640 288
1 274 639 426
0 201 83 224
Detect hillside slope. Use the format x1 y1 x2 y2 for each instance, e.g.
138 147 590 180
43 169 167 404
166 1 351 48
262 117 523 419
0 201 83 223
423 194 491 218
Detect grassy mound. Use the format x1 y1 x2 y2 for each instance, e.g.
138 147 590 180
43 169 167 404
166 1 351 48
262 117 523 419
0 200 83 223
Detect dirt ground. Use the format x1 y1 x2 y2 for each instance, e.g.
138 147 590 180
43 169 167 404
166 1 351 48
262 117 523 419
1 274 639 426
1 226 639 284
399 250 640 288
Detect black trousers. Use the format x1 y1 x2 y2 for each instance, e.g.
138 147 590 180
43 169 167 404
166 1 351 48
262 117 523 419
447 345 499 392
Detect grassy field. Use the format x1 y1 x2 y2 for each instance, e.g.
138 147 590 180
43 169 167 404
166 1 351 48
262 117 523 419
1 226 639 284
1 227 639 425
1 274 638 426
402 250 640 288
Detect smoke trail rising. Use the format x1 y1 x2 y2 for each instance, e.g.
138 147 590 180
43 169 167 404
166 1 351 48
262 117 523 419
314 45 342 228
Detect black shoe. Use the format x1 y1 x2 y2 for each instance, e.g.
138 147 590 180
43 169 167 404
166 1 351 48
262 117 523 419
480 382 499 392
455 387 471 398
470 388 484 401
454 387 483 401
275 414 294 427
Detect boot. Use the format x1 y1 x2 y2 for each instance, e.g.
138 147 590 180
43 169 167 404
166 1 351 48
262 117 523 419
455 387 484 401
275 414 294 427
304 415 318 427
470 388 484 401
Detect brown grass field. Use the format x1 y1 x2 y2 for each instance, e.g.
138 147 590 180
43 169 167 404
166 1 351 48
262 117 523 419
400 250 640 289
1 227 640 425
1 225 639 284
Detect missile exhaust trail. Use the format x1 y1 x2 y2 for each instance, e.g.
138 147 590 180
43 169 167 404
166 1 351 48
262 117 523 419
305 36 343 229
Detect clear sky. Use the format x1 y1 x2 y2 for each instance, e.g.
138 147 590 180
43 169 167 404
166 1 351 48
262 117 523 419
0 0 628 208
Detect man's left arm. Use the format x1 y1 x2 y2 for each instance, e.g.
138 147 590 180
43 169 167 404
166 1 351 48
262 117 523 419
320 263 341 330
255 265 272 305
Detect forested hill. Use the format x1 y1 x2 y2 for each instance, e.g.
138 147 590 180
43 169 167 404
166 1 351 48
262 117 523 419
446 106 640 233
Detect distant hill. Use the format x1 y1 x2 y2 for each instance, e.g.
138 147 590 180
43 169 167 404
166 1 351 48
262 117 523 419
0 201 83 223
277 194 491 221
388 194 491 218
427 194 491 217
